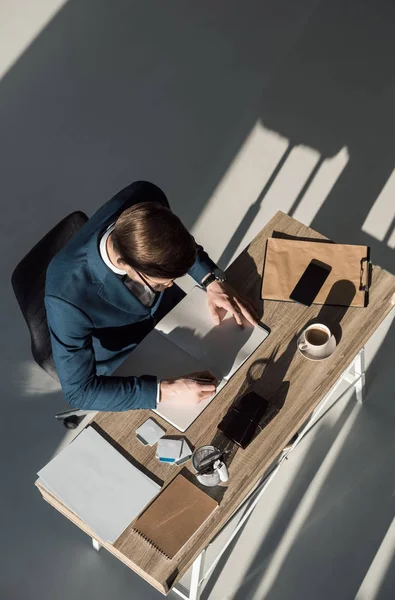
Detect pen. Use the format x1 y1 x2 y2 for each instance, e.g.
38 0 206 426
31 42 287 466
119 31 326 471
188 376 217 384
196 450 224 471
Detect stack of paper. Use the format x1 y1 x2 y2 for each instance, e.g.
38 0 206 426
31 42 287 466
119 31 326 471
37 427 161 542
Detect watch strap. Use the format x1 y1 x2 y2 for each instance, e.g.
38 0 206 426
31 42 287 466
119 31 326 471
201 268 226 289
201 272 217 289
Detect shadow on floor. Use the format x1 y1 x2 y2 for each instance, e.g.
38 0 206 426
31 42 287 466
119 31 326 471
2 2 320 598
217 0 395 276
224 318 395 600
3 0 395 599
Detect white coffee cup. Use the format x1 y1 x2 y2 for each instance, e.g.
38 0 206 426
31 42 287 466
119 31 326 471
298 323 332 358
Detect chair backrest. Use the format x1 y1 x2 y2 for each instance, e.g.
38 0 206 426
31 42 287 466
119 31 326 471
11 211 89 380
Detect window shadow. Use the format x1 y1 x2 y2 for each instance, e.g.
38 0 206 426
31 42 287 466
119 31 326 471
3 0 395 598
202 393 357 600
226 317 395 600
259 0 395 274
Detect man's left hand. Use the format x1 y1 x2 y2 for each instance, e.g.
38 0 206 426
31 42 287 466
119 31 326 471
206 280 259 327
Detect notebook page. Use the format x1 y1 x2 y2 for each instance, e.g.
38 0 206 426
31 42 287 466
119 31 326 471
114 329 205 380
155 286 269 380
114 288 269 431
113 329 227 431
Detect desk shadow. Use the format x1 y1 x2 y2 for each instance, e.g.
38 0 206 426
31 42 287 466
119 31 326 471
234 336 298 413
179 467 227 505
210 336 297 471
272 230 336 244
225 238 264 320
230 323 395 600
206 276 356 502
207 278 355 483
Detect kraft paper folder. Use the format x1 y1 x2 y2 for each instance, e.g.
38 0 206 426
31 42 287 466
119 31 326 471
132 474 218 559
261 237 371 307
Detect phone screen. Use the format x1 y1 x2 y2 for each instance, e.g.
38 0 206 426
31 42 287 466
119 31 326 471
289 259 331 306
217 392 278 449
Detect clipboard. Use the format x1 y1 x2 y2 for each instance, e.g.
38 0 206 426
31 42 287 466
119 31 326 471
261 237 371 307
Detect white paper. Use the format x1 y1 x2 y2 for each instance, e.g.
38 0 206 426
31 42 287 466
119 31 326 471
37 427 161 542
155 287 212 336
114 328 226 432
175 438 193 464
156 286 268 380
152 378 227 432
115 329 204 380
136 418 165 446
156 438 182 460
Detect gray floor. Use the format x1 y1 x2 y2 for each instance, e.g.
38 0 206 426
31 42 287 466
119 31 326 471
1 1 395 599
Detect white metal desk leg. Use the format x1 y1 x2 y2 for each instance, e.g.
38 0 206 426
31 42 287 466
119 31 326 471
92 538 101 551
354 348 366 404
189 549 206 600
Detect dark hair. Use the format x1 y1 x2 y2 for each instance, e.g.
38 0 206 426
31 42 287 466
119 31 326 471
111 202 197 278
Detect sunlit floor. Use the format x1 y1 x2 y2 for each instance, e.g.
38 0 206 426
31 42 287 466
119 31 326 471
2 1 395 599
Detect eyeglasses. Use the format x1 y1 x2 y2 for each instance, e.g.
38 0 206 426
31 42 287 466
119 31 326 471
135 270 174 293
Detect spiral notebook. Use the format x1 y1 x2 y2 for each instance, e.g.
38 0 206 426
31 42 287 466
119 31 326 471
132 474 218 559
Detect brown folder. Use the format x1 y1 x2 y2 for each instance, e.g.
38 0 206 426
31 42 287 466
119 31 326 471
132 474 218 559
261 237 371 307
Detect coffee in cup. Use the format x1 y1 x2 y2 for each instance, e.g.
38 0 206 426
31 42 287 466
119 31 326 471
305 327 330 346
298 323 333 358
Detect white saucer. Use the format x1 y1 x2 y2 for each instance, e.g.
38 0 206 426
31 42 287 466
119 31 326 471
297 334 337 361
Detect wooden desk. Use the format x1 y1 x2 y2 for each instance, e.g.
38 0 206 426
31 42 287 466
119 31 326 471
36 211 395 596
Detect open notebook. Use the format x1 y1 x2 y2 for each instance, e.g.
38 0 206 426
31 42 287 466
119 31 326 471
115 286 269 431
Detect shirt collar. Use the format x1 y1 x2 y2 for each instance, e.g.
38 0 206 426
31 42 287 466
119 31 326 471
99 223 127 275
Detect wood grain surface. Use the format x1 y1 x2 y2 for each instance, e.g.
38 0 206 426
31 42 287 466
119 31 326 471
36 211 395 595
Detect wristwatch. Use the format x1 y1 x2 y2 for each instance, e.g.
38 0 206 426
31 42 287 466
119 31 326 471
201 268 227 289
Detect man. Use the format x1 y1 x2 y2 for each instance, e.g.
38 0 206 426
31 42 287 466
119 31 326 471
45 181 258 413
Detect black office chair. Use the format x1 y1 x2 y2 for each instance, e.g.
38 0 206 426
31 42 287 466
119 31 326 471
11 211 89 429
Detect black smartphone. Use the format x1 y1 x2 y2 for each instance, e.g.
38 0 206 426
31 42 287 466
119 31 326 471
289 259 332 306
218 392 278 449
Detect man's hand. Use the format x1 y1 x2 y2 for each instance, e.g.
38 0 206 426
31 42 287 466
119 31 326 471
206 280 258 327
159 374 217 404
